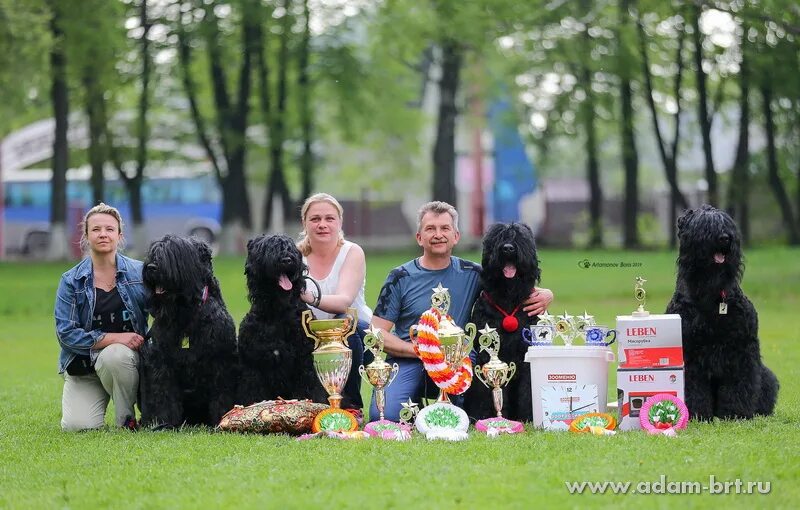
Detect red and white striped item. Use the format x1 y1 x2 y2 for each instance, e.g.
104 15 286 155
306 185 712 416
414 307 473 395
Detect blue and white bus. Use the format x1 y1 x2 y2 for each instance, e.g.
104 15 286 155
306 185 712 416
1 166 222 257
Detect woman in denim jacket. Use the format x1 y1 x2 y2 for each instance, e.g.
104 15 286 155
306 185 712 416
55 203 148 430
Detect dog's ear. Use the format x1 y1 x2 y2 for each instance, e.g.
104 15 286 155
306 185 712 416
521 222 535 238
194 238 213 265
677 208 694 234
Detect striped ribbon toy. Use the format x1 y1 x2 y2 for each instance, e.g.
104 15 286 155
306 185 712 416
414 307 473 395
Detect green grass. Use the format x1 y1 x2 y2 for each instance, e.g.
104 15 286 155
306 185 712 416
1 247 799 509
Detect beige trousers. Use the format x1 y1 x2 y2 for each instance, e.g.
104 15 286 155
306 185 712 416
61 344 140 431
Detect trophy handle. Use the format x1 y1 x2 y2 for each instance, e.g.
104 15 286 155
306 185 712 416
343 307 358 339
521 327 533 345
505 362 517 385
475 365 489 388
464 322 477 345
388 363 400 386
301 309 314 342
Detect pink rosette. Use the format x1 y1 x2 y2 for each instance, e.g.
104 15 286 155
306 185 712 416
475 417 524 435
639 393 689 435
363 419 412 439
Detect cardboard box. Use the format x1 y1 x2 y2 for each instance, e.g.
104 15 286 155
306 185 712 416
616 313 683 368
617 366 685 431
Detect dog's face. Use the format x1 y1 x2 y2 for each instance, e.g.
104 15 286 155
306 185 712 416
481 222 541 293
143 235 213 315
245 234 306 301
677 205 743 282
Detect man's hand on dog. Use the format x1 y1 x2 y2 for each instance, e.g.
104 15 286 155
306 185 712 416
523 287 554 316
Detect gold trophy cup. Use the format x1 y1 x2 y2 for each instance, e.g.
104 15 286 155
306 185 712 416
474 325 517 417
358 327 399 421
409 284 475 439
301 307 358 432
409 284 476 404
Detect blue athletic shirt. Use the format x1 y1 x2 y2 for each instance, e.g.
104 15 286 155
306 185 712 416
373 256 482 342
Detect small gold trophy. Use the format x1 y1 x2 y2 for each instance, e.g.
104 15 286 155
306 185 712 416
474 326 524 434
301 307 359 432
632 276 650 317
359 327 399 421
359 327 411 438
475 325 516 417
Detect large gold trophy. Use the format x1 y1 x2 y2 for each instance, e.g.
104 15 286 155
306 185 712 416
409 284 475 439
301 308 359 432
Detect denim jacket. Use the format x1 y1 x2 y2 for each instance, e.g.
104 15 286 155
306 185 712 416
54 253 149 373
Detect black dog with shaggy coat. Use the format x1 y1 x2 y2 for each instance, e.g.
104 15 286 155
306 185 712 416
464 222 541 422
666 205 778 420
139 235 238 428
237 234 329 406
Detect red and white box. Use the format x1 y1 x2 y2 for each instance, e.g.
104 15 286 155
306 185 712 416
617 366 685 431
616 314 683 368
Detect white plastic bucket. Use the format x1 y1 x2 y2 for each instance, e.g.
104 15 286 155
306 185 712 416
524 345 615 430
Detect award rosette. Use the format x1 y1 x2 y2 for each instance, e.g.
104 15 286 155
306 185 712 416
301 308 359 433
409 284 475 441
639 394 689 436
359 327 410 439
569 413 617 435
473 325 523 435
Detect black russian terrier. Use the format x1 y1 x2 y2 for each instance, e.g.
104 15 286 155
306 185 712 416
139 235 238 428
464 222 542 422
666 205 778 420
237 234 334 406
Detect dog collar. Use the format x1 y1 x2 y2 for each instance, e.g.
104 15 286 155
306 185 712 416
481 291 520 333
201 285 208 304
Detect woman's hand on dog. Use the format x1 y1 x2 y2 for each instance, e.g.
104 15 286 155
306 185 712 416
95 332 145 351
523 287 554 316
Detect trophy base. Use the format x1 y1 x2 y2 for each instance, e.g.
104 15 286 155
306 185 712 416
414 402 469 441
363 419 411 440
311 408 359 433
475 417 524 435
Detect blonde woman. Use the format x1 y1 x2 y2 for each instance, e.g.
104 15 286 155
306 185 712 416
54 203 148 431
298 193 370 414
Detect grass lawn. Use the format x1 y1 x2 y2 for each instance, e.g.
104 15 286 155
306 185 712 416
1 246 798 509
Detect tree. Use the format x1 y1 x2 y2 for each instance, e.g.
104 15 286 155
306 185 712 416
636 2 689 247
261 0 294 231
108 0 153 253
690 3 717 206
618 0 640 248
176 0 257 253
577 0 605 247
297 0 313 202
761 84 799 244
47 0 70 259
726 17 751 244
0 0 51 135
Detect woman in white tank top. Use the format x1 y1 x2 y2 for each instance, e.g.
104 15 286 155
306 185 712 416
297 193 371 416
297 194 372 323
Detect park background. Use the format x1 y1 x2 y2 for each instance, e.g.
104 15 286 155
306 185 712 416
1 0 800 508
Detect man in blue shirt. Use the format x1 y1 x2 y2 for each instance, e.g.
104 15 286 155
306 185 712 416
370 201 553 422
